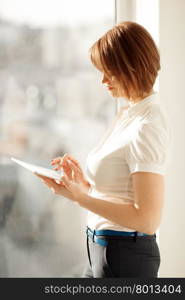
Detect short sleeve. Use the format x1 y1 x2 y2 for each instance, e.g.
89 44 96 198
125 121 172 175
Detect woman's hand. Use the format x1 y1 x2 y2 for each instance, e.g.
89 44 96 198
34 173 77 202
51 154 91 193
60 158 91 201
34 154 91 203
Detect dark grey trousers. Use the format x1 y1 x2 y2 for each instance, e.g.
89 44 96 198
82 234 161 278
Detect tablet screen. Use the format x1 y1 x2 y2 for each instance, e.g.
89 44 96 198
11 157 63 180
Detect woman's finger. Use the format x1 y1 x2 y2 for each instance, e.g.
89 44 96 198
53 162 69 172
35 173 59 188
34 173 51 181
50 158 62 165
68 157 81 169
61 173 70 188
61 155 82 171
51 154 77 168
53 157 70 171
51 153 70 165
35 172 67 194
55 179 65 186
66 159 81 181
51 155 71 173
65 160 90 189
60 160 73 180
67 159 79 172
67 158 84 177
50 155 78 181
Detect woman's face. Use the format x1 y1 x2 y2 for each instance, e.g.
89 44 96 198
101 72 153 101
101 73 126 98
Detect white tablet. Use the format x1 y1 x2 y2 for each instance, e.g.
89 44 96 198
11 157 64 180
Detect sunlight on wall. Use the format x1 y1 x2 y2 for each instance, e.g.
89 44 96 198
135 0 159 92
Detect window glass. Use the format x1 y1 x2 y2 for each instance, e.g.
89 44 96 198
0 0 115 277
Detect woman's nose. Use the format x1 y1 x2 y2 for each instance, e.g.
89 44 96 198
102 75 109 84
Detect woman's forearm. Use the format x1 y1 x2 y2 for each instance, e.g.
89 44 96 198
78 193 153 234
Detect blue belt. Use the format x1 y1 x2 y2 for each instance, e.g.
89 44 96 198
86 226 156 247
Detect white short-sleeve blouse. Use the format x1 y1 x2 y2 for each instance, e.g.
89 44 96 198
85 91 173 231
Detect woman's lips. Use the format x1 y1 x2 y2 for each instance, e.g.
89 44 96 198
108 86 114 90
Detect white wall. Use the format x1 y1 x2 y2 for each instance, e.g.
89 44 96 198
116 0 185 277
158 0 185 277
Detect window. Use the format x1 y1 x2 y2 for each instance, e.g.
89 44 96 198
0 0 115 277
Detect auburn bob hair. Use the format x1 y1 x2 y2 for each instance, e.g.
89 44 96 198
89 21 160 100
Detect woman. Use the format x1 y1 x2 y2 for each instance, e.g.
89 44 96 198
35 21 172 277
